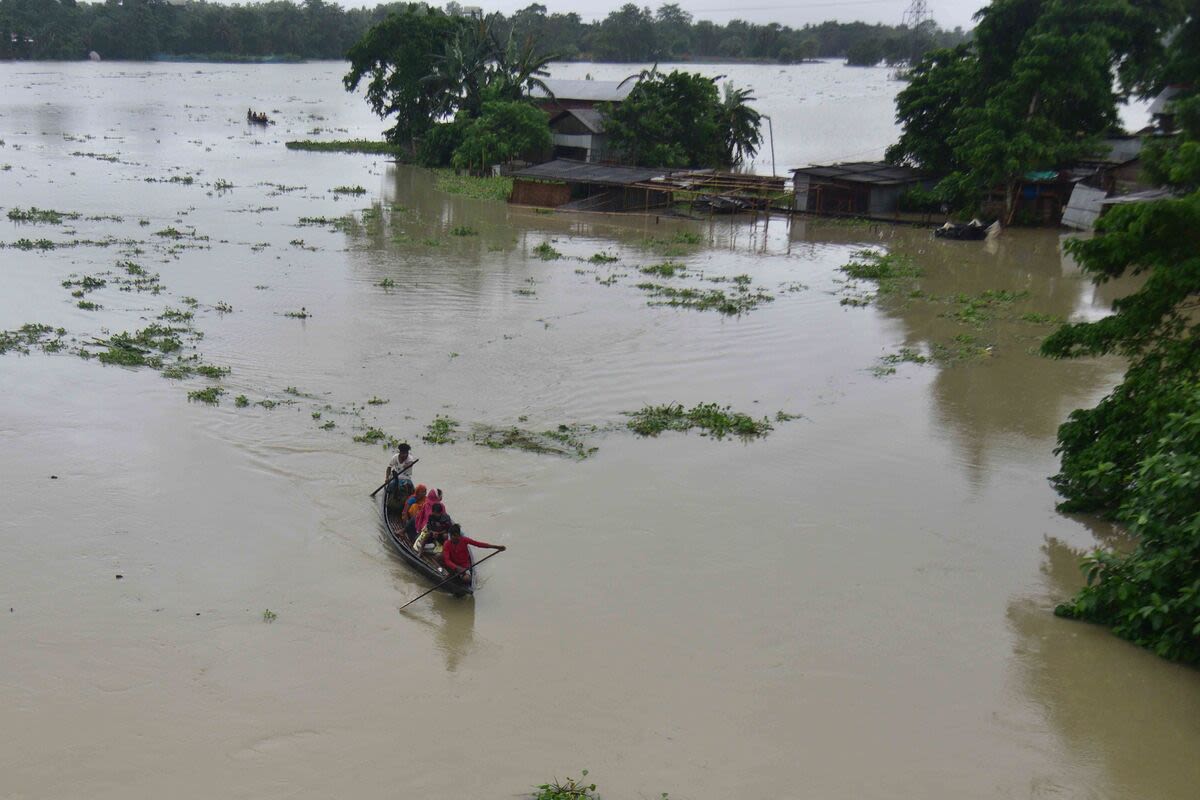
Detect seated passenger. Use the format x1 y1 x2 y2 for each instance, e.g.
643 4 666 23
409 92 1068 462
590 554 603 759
411 489 442 552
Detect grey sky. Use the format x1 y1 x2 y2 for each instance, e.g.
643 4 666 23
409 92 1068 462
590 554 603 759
393 1 989 31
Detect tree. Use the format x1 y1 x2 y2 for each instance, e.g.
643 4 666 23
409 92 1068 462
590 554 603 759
1042 5 1200 664
343 5 463 146
450 99 550 172
718 81 763 166
603 70 761 168
593 3 656 62
885 45 977 174
845 37 883 66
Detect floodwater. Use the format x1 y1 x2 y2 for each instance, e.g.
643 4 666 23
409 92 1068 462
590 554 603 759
1 61 1197 800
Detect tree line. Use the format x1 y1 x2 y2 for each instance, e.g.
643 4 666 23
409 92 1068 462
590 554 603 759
0 0 966 63
887 0 1199 665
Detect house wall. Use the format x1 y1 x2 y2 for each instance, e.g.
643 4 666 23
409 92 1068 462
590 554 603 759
509 179 571 207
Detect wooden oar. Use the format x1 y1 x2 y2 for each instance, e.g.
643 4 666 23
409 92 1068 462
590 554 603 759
399 548 504 612
369 458 419 498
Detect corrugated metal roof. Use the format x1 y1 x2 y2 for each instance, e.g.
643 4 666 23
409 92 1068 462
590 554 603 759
532 79 633 104
790 161 926 186
566 108 606 134
511 159 668 187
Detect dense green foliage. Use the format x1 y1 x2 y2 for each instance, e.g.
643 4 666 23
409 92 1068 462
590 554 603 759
603 70 761 168
886 0 1183 220
450 100 550 171
1042 3 1200 663
0 0 966 64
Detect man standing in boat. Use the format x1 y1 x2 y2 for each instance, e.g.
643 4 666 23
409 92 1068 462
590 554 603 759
385 442 415 498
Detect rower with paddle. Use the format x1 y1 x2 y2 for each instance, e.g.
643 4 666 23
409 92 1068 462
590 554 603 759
383 442 416 499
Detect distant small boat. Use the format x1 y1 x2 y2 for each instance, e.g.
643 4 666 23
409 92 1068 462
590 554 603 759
934 220 990 240
246 110 273 126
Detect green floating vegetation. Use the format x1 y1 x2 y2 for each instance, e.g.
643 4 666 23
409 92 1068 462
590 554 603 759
533 241 562 260
187 386 224 405
432 169 513 202
589 252 618 264
7 206 79 224
261 609 277 623
639 260 687 278
872 346 930 377
283 308 310 319
213 179 233 191
423 414 459 444
367 396 389 405
931 333 993 363
285 139 405 156
7 238 57 250
536 770 599 800
97 324 187 367
320 420 336 430
62 274 107 292
214 301 233 313
944 289 1030 326
1019 311 1064 325
635 281 774 316
159 307 194 323
625 402 775 439
76 300 102 311
0 323 67 356
144 174 195 185
471 423 598 459
234 394 250 407
378 278 396 289
298 215 354 231
840 249 922 281
330 185 368 195
450 225 478 236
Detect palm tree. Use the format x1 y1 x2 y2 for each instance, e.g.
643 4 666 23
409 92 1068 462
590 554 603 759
719 81 763 166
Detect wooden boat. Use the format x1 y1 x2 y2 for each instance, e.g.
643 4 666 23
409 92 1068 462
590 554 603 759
379 488 474 597
246 111 273 126
934 221 990 240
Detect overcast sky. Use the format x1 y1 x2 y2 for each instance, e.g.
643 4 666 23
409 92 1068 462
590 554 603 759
353 1 990 32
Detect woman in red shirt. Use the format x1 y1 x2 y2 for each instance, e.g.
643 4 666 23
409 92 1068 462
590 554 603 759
441 523 505 577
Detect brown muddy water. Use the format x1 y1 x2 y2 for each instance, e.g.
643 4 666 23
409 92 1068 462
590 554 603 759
1 62 1197 800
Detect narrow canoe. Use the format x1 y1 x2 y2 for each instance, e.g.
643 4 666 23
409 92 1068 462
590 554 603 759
379 488 474 597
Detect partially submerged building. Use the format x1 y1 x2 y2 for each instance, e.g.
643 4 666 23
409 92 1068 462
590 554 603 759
790 162 934 217
508 159 672 211
531 80 633 164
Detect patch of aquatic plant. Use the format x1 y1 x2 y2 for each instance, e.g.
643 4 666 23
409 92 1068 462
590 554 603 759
625 402 775 439
589 252 619 264
450 225 478 236
353 427 388 445
8 237 57 250
378 278 396 289
195 364 229 379
214 301 233 314
639 261 687 278
289 238 319 251
320 419 336 430
1019 311 1064 325
76 300 102 310
535 770 599 800
641 231 705 256
533 241 562 260
285 139 405 156
635 282 774 316
213 179 234 191
942 289 1030 326
423 237 443 247
283 308 311 319
261 609 277 623
367 396 389 405
775 411 802 422
7 207 79 224
154 226 207 241
159 307 194 323
144 174 195 185
297 215 354 231
423 415 460 444
471 423 598 459
931 333 993 364
514 288 537 296
840 250 922 281
330 185 368 195
0 323 67 356
234 394 250 407
187 386 224 405
71 151 122 163
62 274 107 292
872 347 930 377
432 169 513 202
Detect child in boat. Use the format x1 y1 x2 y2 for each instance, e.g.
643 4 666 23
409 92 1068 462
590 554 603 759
441 524 504 577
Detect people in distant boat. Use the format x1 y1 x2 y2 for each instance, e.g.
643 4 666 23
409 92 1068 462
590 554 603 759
246 109 270 124
386 442 415 498
441 524 505 577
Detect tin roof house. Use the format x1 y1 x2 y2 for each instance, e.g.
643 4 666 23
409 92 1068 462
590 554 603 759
791 162 935 217
531 79 634 164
